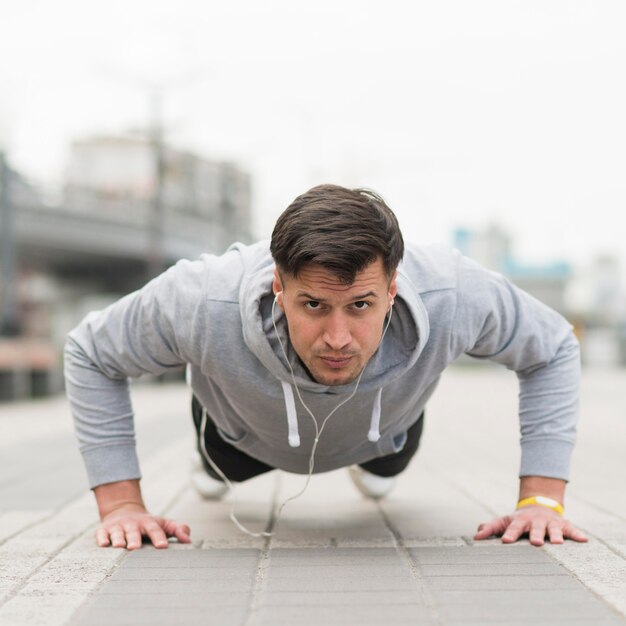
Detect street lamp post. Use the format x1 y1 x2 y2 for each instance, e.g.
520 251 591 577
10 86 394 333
146 88 166 281
0 151 19 336
95 67 208 281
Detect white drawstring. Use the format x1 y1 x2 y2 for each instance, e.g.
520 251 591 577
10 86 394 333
281 380 301 447
368 387 383 442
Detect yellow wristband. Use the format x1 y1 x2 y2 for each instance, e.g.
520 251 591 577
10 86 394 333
516 496 564 516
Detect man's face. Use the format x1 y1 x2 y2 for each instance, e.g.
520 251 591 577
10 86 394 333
273 259 397 386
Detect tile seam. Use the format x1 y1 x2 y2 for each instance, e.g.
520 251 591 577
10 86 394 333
569 493 626 526
543 537 626 624
0 510 58 548
376 501 446 626
0 524 103 610
3 439 193 623
242 472 282 626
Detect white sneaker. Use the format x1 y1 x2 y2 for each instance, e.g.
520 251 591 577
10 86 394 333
348 466 396 500
190 451 229 500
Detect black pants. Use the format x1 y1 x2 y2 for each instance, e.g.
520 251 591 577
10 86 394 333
192 395 424 482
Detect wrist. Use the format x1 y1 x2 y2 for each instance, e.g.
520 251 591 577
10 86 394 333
516 495 564 516
100 501 147 519
93 479 146 519
518 476 566 502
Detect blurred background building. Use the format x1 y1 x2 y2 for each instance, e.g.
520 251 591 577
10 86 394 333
0 139 251 400
2 1 626 401
453 224 626 369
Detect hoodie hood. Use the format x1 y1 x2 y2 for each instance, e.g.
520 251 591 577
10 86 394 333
239 247 431 395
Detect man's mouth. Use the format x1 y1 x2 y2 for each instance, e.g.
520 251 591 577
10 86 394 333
319 355 354 369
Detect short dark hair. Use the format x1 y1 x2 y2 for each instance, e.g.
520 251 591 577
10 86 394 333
270 184 404 284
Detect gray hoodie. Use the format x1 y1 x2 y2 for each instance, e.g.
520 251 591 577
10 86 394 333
64 241 580 489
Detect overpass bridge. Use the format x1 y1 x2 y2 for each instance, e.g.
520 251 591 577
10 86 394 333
14 200 240 291
0 158 252 399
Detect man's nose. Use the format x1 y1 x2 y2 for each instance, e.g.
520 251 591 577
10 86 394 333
321 312 352 350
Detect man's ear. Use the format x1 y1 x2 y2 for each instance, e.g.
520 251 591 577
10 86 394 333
388 271 398 305
272 267 284 306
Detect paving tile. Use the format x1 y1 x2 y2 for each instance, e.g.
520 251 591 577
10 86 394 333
124 552 259 564
418 562 563 576
0 510 53 544
264 575 417 593
544 540 626 617
268 547 401 565
69 605 248 626
97 579 254 594
59 544 258 625
271 475 393 546
266 564 409 580
167 475 275 546
410 546 552 564
443 621 624 626
431 588 609 607
259 590 425 606
0 593 88 626
252 604 432 625
84 591 251 609
440 601 619 622
403 537 467 548
122 549 259 567
109 566 255 582
424 574 582 591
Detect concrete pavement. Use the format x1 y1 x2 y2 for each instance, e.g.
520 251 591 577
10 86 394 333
1 367 626 625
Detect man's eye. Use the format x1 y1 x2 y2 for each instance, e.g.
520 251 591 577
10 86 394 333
353 301 370 310
305 301 321 310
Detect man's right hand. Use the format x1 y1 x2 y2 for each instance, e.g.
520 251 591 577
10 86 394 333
93 479 191 550
96 503 191 550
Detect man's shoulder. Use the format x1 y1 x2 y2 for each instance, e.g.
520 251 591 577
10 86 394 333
400 243 461 294
164 240 272 303
196 239 270 270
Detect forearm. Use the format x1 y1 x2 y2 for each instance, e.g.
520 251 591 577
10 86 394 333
518 333 580 480
94 479 146 519
65 336 142 487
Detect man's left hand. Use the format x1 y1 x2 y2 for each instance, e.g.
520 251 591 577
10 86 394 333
474 505 588 546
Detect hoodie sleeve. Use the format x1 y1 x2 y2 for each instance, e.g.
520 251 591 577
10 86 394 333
64 259 208 489
452 255 580 481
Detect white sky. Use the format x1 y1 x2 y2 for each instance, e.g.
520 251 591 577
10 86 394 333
1 0 625 271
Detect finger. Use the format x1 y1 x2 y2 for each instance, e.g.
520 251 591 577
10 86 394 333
109 526 128 549
143 521 169 549
123 525 144 551
162 519 192 544
474 516 511 540
172 523 192 544
528 519 548 546
501 518 529 544
95 527 111 547
547 521 564 545
563 522 588 543
474 522 497 540
102 523 127 548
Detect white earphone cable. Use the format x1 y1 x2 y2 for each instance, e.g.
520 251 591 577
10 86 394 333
197 293 394 537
